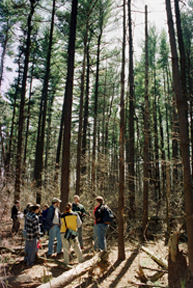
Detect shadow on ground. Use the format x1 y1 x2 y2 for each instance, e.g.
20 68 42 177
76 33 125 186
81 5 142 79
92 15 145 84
74 246 140 288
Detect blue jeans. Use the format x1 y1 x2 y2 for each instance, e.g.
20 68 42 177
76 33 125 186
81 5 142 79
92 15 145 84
93 225 98 251
23 230 27 253
48 225 62 255
96 223 109 251
25 238 37 265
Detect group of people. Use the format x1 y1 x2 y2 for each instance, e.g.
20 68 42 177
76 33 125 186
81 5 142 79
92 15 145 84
11 195 110 267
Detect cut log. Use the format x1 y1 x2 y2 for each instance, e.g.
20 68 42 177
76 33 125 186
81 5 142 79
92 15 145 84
141 246 168 269
37 252 105 288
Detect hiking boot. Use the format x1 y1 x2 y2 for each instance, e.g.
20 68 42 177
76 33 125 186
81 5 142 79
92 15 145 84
46 253 55 258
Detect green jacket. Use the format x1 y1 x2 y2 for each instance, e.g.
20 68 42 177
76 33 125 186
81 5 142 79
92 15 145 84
72 203 86 221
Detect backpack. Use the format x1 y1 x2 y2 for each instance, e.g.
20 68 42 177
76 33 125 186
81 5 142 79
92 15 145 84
103 205 114 224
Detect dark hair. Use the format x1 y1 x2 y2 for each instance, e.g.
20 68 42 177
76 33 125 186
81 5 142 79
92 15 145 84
32 204 40 211
95 196 104 205
64 203 72 213
15 200 20 204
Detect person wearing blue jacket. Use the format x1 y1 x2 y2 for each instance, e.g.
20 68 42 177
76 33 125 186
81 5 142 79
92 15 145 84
46 198 62 257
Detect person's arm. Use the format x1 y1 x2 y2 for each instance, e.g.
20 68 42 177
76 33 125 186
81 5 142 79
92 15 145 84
46 207 54 228
81 206 86 217
76 214 82 229
33 217 41 239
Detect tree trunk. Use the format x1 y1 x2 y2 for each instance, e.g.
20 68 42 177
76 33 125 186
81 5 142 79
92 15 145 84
76 27 88 195
60 0 78 210
34 0 56 203
142 5 149 238
14 0 35 201
22 57 35 183
166 0 193 274
37 253 104 288
45 91 55 185
118 0 126 261
0 30 8 89
128 0 135 219
153 70 160 202
81 43 90 175
92 32 102 191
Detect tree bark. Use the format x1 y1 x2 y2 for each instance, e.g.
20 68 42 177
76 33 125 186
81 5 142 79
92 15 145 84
142 5 149 238
166 0 193 274
118 0 126 261
76 25 88 195
60 0 78 210
92 32 102 190
128 0 135 219
81 43 90 175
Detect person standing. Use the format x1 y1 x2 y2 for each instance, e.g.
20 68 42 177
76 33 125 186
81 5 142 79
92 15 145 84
72 195 86 249
94 196 109 251
93 200 100 251
25 204 42 266
24 203 32 217
39 204 49 234
60 203 84 266
11 200 20 235
46 198 62 257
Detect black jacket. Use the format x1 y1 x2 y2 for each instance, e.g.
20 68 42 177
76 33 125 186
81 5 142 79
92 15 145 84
95 204 105 224
11 205 18 220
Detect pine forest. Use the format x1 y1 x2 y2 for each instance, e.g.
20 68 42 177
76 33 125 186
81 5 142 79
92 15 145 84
1 0 193 287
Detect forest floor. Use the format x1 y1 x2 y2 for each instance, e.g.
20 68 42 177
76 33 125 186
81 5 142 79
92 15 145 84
0 221 188 288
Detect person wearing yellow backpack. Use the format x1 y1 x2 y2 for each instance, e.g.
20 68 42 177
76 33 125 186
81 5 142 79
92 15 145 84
60 203 84 266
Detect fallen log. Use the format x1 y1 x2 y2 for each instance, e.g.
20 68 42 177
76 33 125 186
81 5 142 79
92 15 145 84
0 246 15 253
128 281 168 287
141 246 168 269
37 252 105 288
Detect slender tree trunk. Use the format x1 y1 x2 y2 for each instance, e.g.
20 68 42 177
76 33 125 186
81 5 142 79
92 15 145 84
118 0 126 261
14 0 35 201
76 28 88 195
142 5 149 238
23 58 35 182
166 0 193 274
45 91 55 183
92 32 102 190
105 85 114 155
128 0 135 219
0 30 8 89
60 0 78 210
81 43 90 174
166 64 171 162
